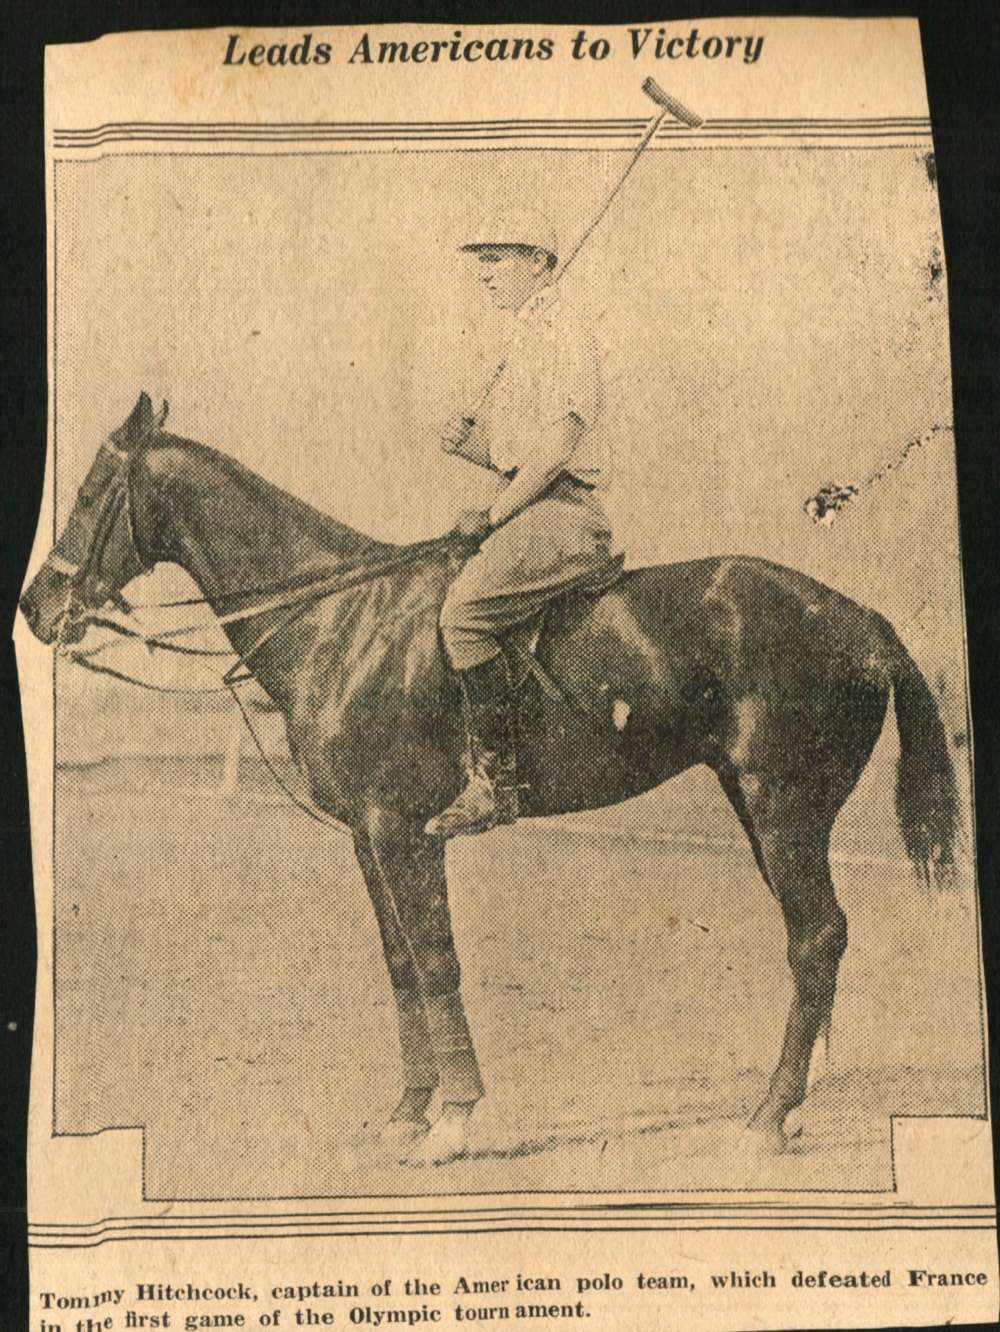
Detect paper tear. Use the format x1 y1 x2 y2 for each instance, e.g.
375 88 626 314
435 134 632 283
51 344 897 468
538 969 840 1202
805 425 953 525
804 483 858 526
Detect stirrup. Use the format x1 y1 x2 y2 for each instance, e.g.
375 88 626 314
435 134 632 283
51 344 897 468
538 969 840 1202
424 757 518 839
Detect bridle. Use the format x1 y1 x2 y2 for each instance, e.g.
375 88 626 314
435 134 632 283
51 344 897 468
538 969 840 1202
54 438 148 651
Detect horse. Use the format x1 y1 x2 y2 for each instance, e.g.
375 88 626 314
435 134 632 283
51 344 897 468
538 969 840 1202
20 392 960 1166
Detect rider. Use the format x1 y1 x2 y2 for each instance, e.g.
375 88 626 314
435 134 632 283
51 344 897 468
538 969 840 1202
425 207 618 839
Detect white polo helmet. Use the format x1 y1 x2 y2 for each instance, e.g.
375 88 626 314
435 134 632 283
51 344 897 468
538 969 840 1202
460 207 558 263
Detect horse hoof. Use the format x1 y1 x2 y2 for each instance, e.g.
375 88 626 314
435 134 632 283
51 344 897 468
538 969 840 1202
379 1118 430 1160
742 1120 787 1156
406 1108 472 1167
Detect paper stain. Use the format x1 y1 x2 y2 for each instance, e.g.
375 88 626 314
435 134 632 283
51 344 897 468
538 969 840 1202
926 245 944 299
664 914 710 934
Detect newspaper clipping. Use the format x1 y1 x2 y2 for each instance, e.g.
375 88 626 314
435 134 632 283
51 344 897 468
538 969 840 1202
16 16 998 1330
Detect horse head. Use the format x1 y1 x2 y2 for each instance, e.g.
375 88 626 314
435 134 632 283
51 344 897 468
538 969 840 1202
20 391 168 646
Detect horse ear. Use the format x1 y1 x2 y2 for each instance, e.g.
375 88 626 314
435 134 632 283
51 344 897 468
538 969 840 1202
109 391 157 451
134 391 153 431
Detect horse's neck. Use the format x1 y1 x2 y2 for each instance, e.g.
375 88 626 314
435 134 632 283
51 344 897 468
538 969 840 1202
136 435 386 657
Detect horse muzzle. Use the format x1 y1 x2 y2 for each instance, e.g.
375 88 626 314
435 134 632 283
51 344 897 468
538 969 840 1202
19 590 60 645
19 566 84 646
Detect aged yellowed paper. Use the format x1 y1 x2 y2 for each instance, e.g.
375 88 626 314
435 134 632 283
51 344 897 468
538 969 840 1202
17 17 997 1331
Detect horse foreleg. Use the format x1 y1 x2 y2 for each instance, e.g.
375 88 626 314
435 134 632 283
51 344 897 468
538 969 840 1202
746 820 847 1150
362 807 484 1165
353 829 438 1141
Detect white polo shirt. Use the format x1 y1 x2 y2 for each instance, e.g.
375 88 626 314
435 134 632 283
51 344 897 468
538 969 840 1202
482 285 610 490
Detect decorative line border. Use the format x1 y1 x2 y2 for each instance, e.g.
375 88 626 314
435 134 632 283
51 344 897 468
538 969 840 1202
30 1204 996 1242
55 117 934 131
30 1183 998 1249
52 147 941 164
32 1203 995 1230
31 1225 1000 1246
52 116 933 151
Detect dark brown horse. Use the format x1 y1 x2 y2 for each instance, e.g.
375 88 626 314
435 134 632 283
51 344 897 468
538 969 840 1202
20 394 959 1165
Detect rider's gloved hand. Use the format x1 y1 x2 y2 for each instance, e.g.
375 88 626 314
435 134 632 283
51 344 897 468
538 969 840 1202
453 509 492 541
439 415 476 455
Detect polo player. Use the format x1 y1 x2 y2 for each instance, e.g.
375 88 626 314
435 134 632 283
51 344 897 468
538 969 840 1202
425 207 619 839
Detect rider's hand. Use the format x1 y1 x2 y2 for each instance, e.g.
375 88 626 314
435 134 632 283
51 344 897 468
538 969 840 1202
439 414 476 455
453 508 492 541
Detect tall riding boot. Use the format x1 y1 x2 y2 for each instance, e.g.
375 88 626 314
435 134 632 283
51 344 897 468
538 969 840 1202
424 654 519 839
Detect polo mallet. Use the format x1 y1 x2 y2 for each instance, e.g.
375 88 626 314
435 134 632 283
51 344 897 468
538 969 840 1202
452 78 704 470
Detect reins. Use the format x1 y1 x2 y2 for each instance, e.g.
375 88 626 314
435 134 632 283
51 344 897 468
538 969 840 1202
62 535 456 690
222 665 352 831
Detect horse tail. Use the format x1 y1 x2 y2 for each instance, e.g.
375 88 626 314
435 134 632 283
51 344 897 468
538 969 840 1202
886 627 960 887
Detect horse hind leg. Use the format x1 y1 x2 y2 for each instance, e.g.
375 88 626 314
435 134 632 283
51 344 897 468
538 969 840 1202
751 822 846 1150
719 772 846 1150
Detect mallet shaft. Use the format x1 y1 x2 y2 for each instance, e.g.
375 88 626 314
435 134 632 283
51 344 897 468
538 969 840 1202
452 80 704 465
557 79 703 279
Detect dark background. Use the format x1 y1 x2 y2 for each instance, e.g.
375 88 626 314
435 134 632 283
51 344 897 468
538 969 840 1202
3 1 997 1328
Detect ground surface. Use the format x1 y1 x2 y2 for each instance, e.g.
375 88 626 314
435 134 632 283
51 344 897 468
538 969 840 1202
52 753 985 1201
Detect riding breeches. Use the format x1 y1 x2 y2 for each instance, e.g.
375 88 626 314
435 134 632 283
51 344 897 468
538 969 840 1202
440 477 617 670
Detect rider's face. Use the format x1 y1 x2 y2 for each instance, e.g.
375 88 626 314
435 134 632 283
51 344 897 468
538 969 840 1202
474 247 549 310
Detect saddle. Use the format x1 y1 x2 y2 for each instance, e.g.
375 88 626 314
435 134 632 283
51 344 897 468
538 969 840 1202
501 551 627 694
367 537 627 699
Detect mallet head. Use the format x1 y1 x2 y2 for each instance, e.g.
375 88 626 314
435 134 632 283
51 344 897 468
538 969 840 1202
642 76 704 128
